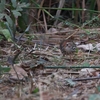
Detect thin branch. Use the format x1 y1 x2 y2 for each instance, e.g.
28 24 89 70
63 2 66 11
45 66 100 69
72 76 100 81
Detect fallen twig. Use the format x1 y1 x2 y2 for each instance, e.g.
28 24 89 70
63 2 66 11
72 76 100 81
45 66 100 69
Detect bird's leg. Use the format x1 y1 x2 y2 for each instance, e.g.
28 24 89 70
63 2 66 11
69 55 72 63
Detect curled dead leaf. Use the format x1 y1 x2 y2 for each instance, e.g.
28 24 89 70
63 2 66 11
80 68 96 76
77 43 94 51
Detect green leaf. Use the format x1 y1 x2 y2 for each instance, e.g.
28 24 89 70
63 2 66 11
4 22 15 41
24 22 32 32
0 13 5 19
11 0 17 8
16 2 30 11
16 7 23 11
0 0 6 13
12 10 21 18
0 65 11 73
32 88 39 94
5 15 13 28
0 29 12 41
0 21 6 28
18 2 30 8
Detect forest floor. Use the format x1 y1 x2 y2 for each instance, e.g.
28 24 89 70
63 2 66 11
0 28 100 100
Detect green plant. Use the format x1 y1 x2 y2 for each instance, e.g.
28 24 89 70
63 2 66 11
0 0 30 41
0 65 11 75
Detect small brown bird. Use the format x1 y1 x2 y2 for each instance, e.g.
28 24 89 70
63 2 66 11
60 39 76 62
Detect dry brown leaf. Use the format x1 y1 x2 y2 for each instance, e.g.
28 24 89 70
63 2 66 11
80 68 96 76
9 64 28 80
77 43 94 51
95 43 100 51
47 28 58 34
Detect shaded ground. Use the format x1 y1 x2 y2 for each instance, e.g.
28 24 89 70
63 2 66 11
0 28 100 100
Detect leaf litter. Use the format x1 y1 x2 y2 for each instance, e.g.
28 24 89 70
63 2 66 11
0 28 100 100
